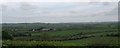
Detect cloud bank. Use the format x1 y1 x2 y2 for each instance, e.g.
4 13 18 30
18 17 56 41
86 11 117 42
1 2 118 23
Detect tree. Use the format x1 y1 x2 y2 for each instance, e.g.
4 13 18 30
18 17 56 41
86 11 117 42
2 31 13 40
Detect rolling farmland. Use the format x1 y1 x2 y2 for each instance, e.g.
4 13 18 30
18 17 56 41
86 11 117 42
1 22 119 47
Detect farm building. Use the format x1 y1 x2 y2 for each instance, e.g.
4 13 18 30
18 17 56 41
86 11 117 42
31 28 56 32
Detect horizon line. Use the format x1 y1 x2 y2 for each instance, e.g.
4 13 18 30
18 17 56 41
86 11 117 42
1 21 119 24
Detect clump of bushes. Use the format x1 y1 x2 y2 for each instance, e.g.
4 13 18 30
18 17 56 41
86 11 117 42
2 31 13 40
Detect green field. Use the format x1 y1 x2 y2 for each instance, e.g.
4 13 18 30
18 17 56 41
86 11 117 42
3 37 118 46
1 22 119 47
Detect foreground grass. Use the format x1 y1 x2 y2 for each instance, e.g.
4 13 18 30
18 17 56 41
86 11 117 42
63 37 119 46
3 37 118 46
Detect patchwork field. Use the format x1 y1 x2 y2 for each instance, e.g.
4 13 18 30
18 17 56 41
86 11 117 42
1 22 119 47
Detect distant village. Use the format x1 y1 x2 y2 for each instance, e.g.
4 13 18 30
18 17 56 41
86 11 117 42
31 28 56 32
11 27 56 32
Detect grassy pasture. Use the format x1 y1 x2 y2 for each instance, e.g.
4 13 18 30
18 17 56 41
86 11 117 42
3 37 118 46
30 29 118 36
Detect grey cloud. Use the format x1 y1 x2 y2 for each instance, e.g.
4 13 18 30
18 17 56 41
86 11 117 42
1 2 118 23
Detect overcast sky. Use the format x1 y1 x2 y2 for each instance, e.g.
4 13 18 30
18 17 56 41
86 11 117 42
1 1 119 23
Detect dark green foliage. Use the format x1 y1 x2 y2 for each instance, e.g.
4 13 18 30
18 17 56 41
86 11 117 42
2 31 13 40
